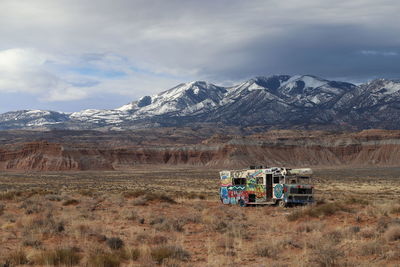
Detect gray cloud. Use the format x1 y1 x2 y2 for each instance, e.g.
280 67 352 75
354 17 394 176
0 0 399 111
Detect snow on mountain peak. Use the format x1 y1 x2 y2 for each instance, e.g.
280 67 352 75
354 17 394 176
362 79 400 95
384 81 400 94
281 75 328 91
4 74 400 131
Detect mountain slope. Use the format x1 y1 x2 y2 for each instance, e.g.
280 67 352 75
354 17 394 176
1 75 400 130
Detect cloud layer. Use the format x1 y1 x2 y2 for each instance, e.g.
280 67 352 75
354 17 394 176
0 0 399 112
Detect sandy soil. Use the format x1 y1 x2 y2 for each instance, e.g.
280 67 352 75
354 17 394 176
0 167 400 266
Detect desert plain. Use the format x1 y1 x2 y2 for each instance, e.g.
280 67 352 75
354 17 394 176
0 166 400 266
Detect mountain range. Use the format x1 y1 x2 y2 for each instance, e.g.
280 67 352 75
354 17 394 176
1 74 400 131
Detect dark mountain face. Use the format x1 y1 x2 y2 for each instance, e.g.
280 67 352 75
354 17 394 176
1 75 400 131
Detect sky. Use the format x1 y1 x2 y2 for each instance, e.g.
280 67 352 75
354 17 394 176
0 0 399 113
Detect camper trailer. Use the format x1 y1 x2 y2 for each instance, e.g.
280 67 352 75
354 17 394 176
219 166 314 207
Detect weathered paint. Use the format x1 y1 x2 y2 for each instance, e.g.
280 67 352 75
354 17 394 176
219 167 314 206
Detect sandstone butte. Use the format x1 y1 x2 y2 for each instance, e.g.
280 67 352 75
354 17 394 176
0 129 400 171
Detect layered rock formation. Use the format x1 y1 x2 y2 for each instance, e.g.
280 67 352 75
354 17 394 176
0 129 399 171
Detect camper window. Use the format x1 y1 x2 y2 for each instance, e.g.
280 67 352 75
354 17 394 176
256 177 263 184
273 176 280 184
233 178 246 185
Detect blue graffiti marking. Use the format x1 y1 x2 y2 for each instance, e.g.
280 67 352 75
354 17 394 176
221 187 228 199
228 186 246 191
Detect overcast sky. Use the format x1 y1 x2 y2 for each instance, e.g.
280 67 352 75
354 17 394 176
0 0 399 113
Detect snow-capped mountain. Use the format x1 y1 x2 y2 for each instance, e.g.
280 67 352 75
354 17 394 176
0 110 70 130
1 75 400 131
117 81 227 116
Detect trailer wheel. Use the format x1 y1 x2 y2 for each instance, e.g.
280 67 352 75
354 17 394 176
239 199 247 207
278 200 287 208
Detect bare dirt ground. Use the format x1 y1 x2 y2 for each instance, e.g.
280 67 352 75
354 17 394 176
0 166 400 266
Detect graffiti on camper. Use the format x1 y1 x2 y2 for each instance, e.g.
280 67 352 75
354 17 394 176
219 167 314 207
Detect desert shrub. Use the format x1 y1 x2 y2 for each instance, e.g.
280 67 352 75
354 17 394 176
217 221 231 233
344 197 370 206
124 210 138 221
132 196 148 206
308 203 351 217
87 252 120 267
255 243 278 258
182 214 202 224
286 210 304 222
377 216 391 233
128 248 141 261
308 243 344 267
162 258 183 267
123 189 147 198
287 202 351 221
22 237 42 248
175 191 207 200
130 192 177 205
0 204 4 216
390 205 400 214
296 222 322 233
278 239 303 249
150 217 186 232
347 226 360 234
77 189 96 197
360 227 375 239
20 199 44 214
384 249 400 260
5 249 29 265
325 230 343 244
136 233 150 242
0 190 22 200
384 226 400 241
33 248 81 266
45 194 62 201
359 240 384 256
150 235 168 245
62 199 80 206
24 213 65 235
145 192 176 204
106 237 124 250
150 245 190 264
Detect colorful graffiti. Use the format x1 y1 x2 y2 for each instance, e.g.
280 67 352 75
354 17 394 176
220 187 230 204
274 184 283 198
249 170 263 177
227 190 247 204
220 172 232 186
219 167 314 206
227 185 246 191
255 186 266 198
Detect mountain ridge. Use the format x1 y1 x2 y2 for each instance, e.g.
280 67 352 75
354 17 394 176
1 74 400 131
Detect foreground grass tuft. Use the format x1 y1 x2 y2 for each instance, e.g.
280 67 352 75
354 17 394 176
88 252 121 267
150 245 190 264
287 202 352 221
33 248 81 266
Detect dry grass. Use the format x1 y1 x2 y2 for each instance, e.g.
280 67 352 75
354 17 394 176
32 248 81 266
384 225 400 241
0 167 399 266
150 245 190 264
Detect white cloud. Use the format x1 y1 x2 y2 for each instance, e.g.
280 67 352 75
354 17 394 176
0 48 182 104
360 50 398 56
0 0 399 111
0 48 56 94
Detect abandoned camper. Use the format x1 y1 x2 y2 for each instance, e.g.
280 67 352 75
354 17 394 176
219 166 314 207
